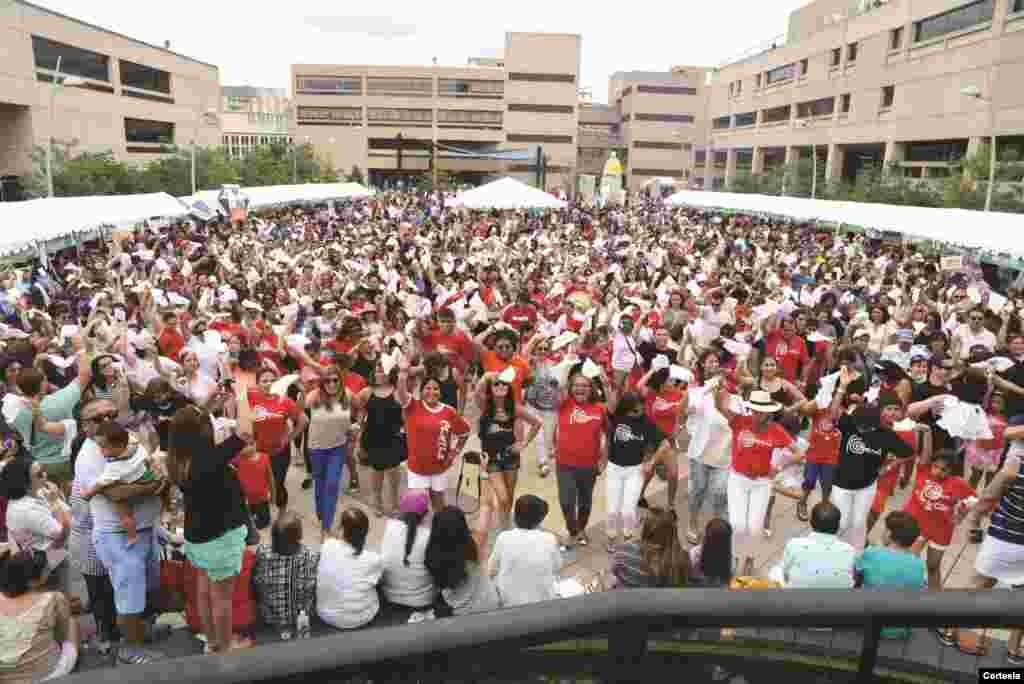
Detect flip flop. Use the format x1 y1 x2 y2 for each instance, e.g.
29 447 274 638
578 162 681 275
796 501 809 522
1007 650 1024 666
934 628 956 647
686 530 699 545
956 632 991 657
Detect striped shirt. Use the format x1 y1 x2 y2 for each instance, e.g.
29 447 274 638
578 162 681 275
69 488 106 577
989 468 1024 546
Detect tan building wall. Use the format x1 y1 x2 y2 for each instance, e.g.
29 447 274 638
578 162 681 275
704 0 1024 189
221 86 292 158
0 0 220 178
291 32 580 191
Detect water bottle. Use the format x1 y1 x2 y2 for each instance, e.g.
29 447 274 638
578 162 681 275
296 609 310 639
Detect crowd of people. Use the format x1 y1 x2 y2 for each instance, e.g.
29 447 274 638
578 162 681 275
1 188 1024 680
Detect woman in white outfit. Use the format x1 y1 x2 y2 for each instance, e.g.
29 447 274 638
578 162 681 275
684 350 733 545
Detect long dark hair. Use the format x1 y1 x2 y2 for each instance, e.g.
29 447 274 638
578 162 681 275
166 406 213 485
699 518 734 586
401 510 428 567
424 506 477 590
479 378 516 434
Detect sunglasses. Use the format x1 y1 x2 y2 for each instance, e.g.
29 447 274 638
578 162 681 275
323 378 340 385
85 412 118 424
495 344 514 351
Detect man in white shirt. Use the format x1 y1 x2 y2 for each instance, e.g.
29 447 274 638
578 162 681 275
773 502 855 588
952 306 997 362
488 495 561 606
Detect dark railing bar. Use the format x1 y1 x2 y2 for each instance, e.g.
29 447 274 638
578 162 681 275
63 589 1024 684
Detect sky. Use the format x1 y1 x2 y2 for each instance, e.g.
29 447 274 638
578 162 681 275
30 0 811 102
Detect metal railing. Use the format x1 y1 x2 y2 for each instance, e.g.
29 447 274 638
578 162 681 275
64 588 1024 684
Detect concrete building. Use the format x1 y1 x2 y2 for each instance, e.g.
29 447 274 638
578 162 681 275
221 86 292 159
0 0 221 190
701 0 1024 191
290 32 581 191
608 67 713 190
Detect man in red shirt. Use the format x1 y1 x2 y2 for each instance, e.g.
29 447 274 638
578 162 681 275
250 368 308 511
156 310 185 360
417 308 474 371
502 291 538 333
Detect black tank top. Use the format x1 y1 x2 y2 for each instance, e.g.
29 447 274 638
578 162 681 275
436 373 459 409
479 410 516 457
363 390 404 449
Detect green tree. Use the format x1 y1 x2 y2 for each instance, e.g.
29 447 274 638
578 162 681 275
25 147 142 198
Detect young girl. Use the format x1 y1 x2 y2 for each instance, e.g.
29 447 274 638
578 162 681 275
233 446 275 531
966 391 1007 492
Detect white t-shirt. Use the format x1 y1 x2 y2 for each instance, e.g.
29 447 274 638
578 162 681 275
954 325 997 355
316 538 383 629
94 448 149 487
379 519 437 608
611 330 638 373
487 528 561 607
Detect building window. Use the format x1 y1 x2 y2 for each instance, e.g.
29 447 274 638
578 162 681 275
295 76 362 95
119 60 170 94
881 85 895 108
506 133 573 144
904 139 968 162
840 93 851 113
734 112 756 127
712 116 731 130
1016 0 1024 12
634 113 694 123
124 117 173 144
31 35 110 82
799 59 808 76
437 109 502 125
296 106 362 123
847 42 859 62
507 73 575 84
631 168 682 177
695 151 706 165
890 26 904 49
507 104 574 114
754 73 762 88
761 105 791 124
438 79 503 97
797 96 835 118
366 108 432 123
914 0 994 43
636 85 697 95
735 79 742 95
633 141 682 150
830 47 841 67
765 63 795 85
620 86 633 97
365 77 432 96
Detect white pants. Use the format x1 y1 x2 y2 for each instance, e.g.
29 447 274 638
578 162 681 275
407 467 450 493
534 408 558 467
605 461 644 535
727 471 773 556
831 482 877 552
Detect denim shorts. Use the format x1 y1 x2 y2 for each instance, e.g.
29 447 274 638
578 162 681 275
485 450 521 474
94 527 157 615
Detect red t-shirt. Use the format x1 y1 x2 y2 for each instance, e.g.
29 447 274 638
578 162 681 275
249 391 301 455
904 464 975 545
210 321 248 345
404 399 470 476
343 371 368 396
503 305 538 332
421 329 475 368
727 414 794 479
645 389 685 439
232 451 271 504
763 331 809 383
805 409 841 465
158 328 185 361
976 413 1007 451
556 398 606 468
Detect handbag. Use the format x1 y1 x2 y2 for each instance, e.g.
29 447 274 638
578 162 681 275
158 541 186 613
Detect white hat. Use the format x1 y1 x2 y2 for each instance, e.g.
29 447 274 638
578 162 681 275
550 331 578 352
581 358 602 379
496 366 517 384
745 390 782 413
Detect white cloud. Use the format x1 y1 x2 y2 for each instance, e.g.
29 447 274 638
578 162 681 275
302 15 417 39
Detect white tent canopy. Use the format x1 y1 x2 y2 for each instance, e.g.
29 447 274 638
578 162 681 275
179 181 372 213
0 192 188 256
452 177 566 210
664 190 1024 256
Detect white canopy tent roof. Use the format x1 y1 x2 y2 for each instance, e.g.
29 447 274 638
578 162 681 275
452 177 567 210
0 192 188 256
179 181 372 213
664 190 1024 256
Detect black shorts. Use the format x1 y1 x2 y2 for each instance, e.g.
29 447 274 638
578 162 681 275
485 450 521 474
250 502 271 530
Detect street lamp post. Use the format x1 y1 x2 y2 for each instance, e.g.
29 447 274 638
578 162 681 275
191 108 218 195
961 84 996 212
796 119 818 199
45 56 86 197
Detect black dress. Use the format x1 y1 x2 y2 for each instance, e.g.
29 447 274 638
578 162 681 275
362 390 407 470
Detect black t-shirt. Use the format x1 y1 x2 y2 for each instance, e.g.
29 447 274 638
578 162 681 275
1001 359 1024 419
132 394 193 451
911 381 954 453
179 434 249 544
636 341 670 372
833 414 915 490
608 415 660 467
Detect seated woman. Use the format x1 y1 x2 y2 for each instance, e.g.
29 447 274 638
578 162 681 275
379 491 437 610
688 518 734 588
253 511 320 637
0 548 80 683
317 507 382 630
610 507 689 588
487 494 561 607
425 506 501 617
0 460 71 596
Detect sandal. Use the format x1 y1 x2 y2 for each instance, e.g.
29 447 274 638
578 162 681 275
578 533 590 547
1008 650 1024 666
538 463 550 478
934 628 956 647
796 501 809 522
686 530 699 545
